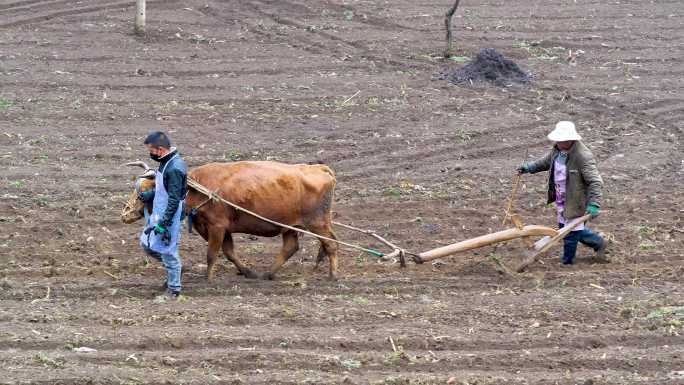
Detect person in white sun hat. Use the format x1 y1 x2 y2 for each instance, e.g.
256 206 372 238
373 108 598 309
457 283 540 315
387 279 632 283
517 121 609 265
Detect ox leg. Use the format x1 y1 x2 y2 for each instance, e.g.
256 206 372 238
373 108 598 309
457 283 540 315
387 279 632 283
263 230 299 280
312 226 339 280
222 233 258 279
314 246 327 271
206 227 225 282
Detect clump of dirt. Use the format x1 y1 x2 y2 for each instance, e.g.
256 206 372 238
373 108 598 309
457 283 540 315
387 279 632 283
437 48 532 86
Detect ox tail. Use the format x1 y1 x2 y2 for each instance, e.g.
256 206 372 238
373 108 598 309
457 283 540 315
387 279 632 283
321 167 336 215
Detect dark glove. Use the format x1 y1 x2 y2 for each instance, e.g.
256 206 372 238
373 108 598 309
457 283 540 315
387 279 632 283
154 224 172 245
516 163 530 174
586 204 600 219
138 190 155 203
144 224 171 244
153 224 167 234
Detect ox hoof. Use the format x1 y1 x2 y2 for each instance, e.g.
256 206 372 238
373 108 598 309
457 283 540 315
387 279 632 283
327 274 338 281
261 272 276 281
242 269 259 279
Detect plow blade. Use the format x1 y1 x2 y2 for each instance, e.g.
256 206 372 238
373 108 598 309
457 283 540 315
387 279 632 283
515 214 592 272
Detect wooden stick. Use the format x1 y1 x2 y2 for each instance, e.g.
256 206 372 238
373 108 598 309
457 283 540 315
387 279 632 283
103 270 120 280
503 149 528 226
502 174 522 226
444 0 462 57
332 221 407 266
417 225 558 263
31 287 50 304
341 90 361 106
515 214 592 272
332 221 400 251
389 336 397 352
135 0 146 35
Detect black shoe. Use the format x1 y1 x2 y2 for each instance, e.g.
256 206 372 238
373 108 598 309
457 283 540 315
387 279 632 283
154 289 181 303
595 240 610 263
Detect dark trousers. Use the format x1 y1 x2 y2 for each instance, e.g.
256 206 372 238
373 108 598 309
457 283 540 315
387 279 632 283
559 223 604 265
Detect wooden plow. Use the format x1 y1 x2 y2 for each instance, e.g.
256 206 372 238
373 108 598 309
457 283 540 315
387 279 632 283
408 214 591 272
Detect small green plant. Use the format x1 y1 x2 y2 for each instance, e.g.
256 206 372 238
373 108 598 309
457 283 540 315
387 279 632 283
455 127 473 143
281 305 296 318
449 56 470 63
0 98 12 110
341 358 361 370
487 252 510 273
33 352 65 368
384 181 423 198
9 180 25 189
190 34 217 44
355 253 365 267
225 150 243 161
384 187 404 198
647 306 684 320
384 349 410 366
646 306 684 334
375 377 411 385
397 69 417 77
366 96 381 107
635 225 656 237
514 40 567 60
343 10 354 21
36 196 49 207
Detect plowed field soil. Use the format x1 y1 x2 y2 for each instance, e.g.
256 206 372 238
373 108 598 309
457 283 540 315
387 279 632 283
1 0 682 384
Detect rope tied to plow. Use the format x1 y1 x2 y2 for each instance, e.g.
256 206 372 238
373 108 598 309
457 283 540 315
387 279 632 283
186 177 406 261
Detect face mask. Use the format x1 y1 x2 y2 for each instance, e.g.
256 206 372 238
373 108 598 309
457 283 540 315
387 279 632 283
150 153 162 162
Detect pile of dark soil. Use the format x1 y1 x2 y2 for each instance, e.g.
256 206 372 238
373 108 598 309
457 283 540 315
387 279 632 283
436 48 532 86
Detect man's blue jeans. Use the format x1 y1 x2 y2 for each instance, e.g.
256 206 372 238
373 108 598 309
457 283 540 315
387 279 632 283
143 246 182 293
559 223 604 265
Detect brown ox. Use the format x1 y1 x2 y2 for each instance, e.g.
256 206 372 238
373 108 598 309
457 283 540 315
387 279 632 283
122 161 340 280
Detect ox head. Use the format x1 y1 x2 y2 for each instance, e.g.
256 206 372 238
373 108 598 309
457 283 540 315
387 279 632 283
121 161 156 224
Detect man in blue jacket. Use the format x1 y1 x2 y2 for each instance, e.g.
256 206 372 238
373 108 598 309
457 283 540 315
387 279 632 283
138 131 187 300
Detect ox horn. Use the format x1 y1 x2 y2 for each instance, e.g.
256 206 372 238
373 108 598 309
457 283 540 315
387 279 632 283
125 161 151 171
125 161 155 178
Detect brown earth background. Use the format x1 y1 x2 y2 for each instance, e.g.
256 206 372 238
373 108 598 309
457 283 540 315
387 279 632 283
0 0 683 384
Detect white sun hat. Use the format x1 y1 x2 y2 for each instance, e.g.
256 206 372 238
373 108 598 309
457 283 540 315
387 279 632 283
547 121 582 142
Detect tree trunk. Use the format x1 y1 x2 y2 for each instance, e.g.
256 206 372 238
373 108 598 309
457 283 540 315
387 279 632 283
444 0 461 57
135 0 146 35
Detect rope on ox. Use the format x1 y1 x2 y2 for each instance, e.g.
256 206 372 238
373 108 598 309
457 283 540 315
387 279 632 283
186 177 409 266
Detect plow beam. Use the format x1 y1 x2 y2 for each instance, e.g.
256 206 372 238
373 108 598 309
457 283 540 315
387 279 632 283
415 225 559 263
